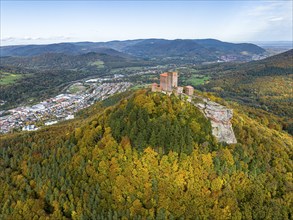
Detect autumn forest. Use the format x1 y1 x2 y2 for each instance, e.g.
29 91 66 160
0 90 292 219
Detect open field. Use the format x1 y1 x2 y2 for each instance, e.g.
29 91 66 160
187 75 210 86
89 60 105 68
110 66 146 74
131 84 149 90
180 73 210 87
68 83 87 94
0 72 23 85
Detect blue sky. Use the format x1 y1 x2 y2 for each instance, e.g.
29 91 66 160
1 0 292 45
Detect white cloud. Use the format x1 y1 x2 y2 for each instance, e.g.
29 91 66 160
247 2 283 16
226 1 292 41
1 36 74 46
1 1 292 45
269 16 284 22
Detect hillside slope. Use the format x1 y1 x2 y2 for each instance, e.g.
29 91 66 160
202 49 293 133
0 43 132 57
0 50 136 70
0 90 292 219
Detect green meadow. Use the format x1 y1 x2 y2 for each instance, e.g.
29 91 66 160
0 72 23 85
187 75 210 86
89 60 105 68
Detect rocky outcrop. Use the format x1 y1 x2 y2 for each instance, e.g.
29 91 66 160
165 92 237 144
194 98 237 144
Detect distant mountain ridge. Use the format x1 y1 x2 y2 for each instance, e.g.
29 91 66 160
0 44 132 58
123 39 265 59
0 51 134 70
0 38 265 62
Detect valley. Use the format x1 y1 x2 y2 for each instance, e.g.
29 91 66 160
0 48 292 135
0 79 132 133
0 64 210 134
0 40 292 219
1 0 292 218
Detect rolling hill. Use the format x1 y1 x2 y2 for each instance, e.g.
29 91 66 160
0 38 265 62
0 40 144 57
0 49 149 110
0 50 137 70
0 90 292 219
123 39 265 60
201 49 293 133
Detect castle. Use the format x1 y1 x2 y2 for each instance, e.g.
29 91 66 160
151 71 194 96
151 72 237 144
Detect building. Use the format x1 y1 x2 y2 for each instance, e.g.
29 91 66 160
152 71 179 93
176 86 183 94
66 115 74 120
159 71 178 92
160 73 169 91
151 83 162 92
168 72 178 88
45 121 58 126
22 125 38 131
185 86 194 96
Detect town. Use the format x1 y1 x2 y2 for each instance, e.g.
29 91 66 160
1 69 236 145
0 81 131 134
0 65 177 134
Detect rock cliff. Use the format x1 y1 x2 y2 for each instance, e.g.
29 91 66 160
193 98 237 144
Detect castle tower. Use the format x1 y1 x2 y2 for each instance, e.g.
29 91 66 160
185 86 194 96
168 72 178 88
160 73 171 91
160 71 178 92
151 83 161 92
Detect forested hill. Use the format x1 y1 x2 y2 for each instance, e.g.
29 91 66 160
0 90 292 219
240 48 293 70
123 39 265 60
261 49 293 67
202 49 293 134
0 38 265 62
0 50 137 70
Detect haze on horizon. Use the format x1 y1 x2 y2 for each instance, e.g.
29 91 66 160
1 0 292 46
